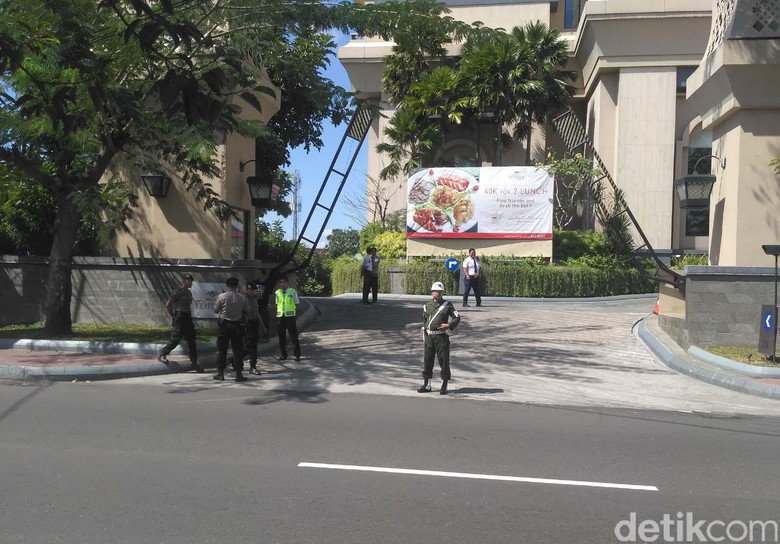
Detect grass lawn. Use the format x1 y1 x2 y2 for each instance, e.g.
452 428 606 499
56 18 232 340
703 345 780 367
0 322 217 344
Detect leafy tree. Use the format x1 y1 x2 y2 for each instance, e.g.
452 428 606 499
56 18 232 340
0 0 475 334
359 221 386 254
326 228 360 258
376 109 439 182
372 230 406 259
537 150 602 230
379 21 573 168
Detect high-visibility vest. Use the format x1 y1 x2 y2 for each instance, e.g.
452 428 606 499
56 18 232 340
276 289 297 317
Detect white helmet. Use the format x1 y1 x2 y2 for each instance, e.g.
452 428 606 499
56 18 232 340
431 281 445 292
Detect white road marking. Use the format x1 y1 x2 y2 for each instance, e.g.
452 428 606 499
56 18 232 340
298 462 658 491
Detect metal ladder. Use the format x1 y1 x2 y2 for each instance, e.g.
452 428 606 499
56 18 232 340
271 102 377 277
551 109 684 291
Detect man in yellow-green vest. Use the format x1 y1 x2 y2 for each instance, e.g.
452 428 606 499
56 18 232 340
275 275 301 361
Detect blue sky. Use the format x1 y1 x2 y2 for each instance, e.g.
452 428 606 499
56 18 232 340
264 32 369 245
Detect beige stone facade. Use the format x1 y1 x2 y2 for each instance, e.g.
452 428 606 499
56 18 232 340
340 0 780 265
109 80 281 260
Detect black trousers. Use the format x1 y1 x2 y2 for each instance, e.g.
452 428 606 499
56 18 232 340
160 311 198 363
423 333 451 381
242 319 259 367
362 274 378 303
463 276 482 306
216 319 244 372
277 316 300 358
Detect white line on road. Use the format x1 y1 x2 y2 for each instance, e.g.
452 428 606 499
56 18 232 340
298 462 658 491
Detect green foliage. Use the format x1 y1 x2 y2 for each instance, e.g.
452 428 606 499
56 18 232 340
538 151 602 229
359 221 386 253
330 255 365 296
328 255 656 297
0 322 216 343
553 229 609 262
379 20 574 170
564 254 628 269
0 0 471 333
372 231 406 259
296 250 329 296
326 228 360 258
671 253 709 269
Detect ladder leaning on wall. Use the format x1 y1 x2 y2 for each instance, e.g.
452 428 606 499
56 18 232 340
550 109 685 292
270 101 378 279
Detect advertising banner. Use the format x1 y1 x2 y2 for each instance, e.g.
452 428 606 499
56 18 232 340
406 167 554 239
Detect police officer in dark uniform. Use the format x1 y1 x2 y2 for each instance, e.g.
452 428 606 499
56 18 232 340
213 277 247 382
418 281 460 395
159 273 203 373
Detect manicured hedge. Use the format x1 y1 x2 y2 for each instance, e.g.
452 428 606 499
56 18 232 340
330 258 656 297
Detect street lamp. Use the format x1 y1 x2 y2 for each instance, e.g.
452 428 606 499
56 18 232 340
141 173 172 198
763 244 780 362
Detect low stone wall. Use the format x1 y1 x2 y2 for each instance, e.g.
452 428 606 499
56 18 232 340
660 266 778 348
0 256 291 328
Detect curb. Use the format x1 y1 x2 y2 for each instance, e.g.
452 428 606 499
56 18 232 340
637 315 780 401
687 346 780 378
0 300 318 382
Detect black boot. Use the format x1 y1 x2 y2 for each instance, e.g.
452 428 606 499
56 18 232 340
235 372 248 382
213 372 224 381
190 362 204 373
439 380 449 395
417 379 431 393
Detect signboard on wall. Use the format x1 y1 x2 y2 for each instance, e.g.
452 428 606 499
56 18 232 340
406 167 554 239
189 283 225 319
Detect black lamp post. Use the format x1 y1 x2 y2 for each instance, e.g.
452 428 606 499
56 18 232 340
763 244 780 362
141 173 172 198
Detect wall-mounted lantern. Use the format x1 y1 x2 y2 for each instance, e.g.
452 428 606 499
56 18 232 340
246 176 280 209
674 174 716 208
674 155 725 208
141 173 172 198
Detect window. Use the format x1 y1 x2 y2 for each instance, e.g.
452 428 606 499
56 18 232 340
230 210 249 259
684 129 712 237
564 0 585 29
676 67 697 94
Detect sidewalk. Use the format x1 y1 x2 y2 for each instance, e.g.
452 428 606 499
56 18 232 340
1 295 779 404
0 301 318 381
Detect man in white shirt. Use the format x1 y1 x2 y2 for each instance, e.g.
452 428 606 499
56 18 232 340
462 248 482 307
361 247 379 304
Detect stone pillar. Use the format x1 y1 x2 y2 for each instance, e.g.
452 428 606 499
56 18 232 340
687 0 780 266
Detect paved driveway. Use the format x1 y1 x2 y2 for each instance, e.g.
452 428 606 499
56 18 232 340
118 295 780 415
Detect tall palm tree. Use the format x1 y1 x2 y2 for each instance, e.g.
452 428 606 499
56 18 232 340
457 31 535 165
510 22 576 164
376 108 439 182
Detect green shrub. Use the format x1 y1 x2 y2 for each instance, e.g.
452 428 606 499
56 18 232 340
564 254 627 269
553 229 610 262
359 221 385 253
328 254 657 297
671 253 709 268
331 255 364 295
372 231 406 259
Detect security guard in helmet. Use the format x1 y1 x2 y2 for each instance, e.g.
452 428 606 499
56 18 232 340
418 281 460 395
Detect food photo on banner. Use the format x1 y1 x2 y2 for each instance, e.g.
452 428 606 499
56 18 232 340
406 167 554 239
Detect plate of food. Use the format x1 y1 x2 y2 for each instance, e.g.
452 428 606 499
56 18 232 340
407 168 479 234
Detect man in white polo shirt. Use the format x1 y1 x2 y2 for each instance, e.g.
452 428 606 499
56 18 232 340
462 248 482 307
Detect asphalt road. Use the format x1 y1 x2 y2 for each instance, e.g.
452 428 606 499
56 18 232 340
2 381 779 544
